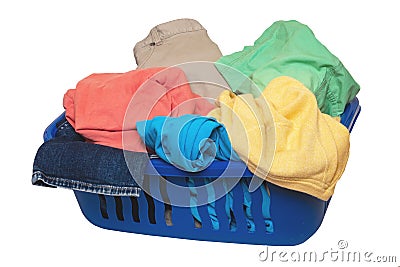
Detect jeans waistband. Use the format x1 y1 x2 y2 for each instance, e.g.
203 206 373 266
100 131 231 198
134 18 205 48
32 171 141 197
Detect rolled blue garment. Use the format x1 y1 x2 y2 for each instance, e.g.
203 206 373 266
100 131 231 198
137 114 240 172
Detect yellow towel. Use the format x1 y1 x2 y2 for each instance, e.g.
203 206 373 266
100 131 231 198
208 76 350 200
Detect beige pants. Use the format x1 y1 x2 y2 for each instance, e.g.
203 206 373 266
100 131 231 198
133 18 228 101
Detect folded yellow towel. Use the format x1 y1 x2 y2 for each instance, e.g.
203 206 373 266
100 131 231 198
208 76 350 200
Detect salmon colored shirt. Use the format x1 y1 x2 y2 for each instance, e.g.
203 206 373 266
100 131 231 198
64 67 214 152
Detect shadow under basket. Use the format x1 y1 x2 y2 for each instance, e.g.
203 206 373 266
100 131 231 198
45 98 361 246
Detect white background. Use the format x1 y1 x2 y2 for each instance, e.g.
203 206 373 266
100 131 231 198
1 0 399 266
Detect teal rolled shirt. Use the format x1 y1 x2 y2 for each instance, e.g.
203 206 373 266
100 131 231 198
137 114 239 172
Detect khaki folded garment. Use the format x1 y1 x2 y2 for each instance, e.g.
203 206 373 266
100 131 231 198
134 18 228 102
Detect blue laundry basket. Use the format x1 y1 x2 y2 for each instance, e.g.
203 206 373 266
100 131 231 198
42 98 360 245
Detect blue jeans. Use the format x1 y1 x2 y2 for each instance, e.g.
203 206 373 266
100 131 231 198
32 119 148 196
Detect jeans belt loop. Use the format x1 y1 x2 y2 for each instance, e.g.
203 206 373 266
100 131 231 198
150 27 162 46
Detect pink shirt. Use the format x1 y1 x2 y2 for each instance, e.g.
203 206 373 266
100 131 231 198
64 67 214 152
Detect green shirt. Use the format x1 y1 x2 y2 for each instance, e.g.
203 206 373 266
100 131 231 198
216 20 360 117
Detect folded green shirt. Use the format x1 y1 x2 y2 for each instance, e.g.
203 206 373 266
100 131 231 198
215 20 360 117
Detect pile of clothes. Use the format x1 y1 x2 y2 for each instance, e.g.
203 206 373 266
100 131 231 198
33 19 359 201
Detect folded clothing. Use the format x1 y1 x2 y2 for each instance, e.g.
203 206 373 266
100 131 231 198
32 120 147 196
134 18 222 68
137 114 239 172
216 20 360 117
64 67 214 152
208 76 350 200
134 18 228 103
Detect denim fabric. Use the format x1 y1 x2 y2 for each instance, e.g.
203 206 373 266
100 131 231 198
32 120 148 196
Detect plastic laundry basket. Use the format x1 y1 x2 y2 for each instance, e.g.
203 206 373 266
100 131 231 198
42 98 360 246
